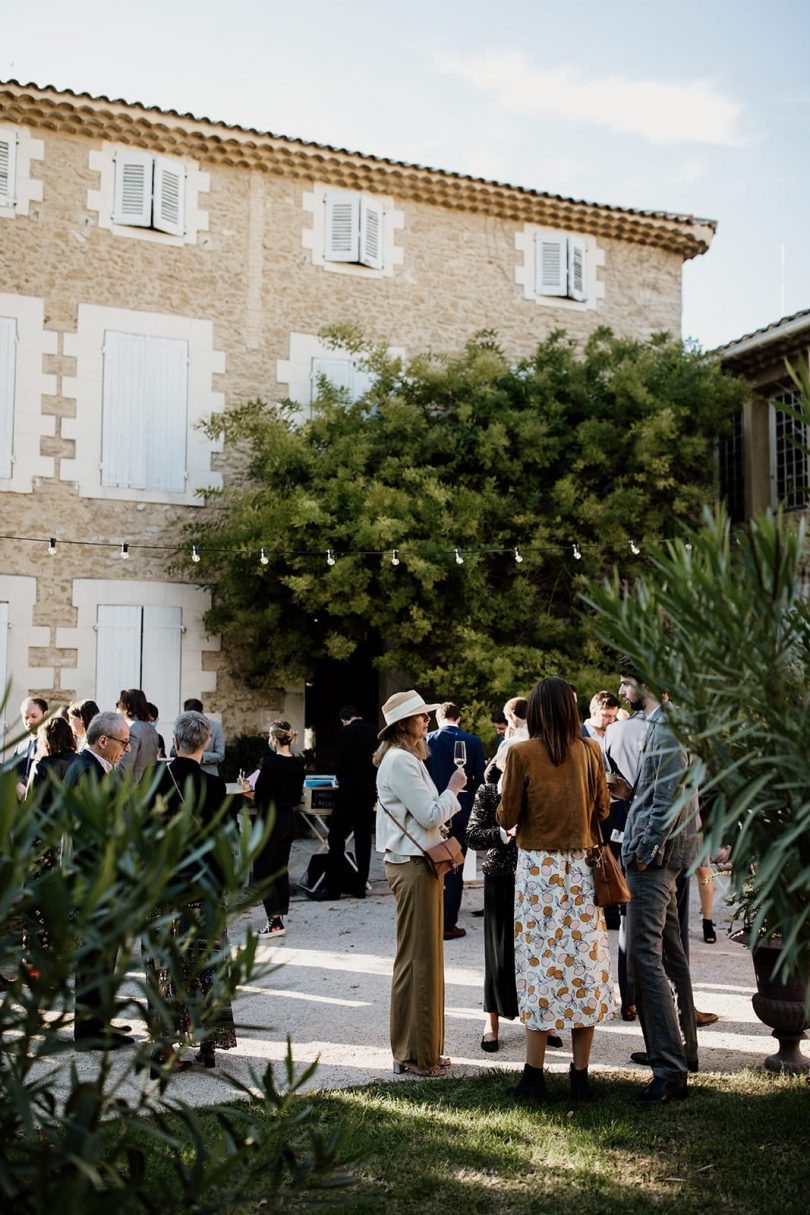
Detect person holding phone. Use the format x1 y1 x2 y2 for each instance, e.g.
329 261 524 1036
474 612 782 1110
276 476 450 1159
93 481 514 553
425 702 485 940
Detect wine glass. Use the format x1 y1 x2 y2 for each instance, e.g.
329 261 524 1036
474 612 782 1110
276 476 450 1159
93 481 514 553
453 740 467 769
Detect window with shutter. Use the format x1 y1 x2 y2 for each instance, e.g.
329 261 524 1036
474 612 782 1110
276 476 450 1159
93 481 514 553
102 331 188 492
310 356 375 405
113 152 186 234
0 132 16 207
534 232 589 302
95 603 183 730
324 191 385 268
0 317 16 480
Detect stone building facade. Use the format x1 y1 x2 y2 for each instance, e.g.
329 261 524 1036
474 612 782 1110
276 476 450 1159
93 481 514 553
0 79 715 753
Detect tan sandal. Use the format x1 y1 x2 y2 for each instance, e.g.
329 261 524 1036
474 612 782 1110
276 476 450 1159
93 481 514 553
393 1059 449 1077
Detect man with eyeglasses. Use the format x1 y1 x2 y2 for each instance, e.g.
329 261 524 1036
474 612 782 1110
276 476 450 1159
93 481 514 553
64 711 134 1049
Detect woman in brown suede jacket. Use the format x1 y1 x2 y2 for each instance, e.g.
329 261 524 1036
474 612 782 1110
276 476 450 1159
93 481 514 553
497 676 613 1102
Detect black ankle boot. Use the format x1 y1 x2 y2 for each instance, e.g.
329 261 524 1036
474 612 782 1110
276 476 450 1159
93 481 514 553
569 1062 593 1101
508 1063 547 1100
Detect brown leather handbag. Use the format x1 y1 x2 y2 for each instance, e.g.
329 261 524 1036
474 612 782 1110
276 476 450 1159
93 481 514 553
586 808 631 906
379 801 464 879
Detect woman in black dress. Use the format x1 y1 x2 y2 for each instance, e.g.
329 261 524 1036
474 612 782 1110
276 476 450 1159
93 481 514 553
146 710 236 1075
252 721 306 938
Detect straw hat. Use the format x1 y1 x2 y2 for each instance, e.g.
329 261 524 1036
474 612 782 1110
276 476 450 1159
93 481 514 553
377 690 440 739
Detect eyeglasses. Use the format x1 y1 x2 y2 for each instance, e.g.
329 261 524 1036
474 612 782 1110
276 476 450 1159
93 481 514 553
106 734 131 751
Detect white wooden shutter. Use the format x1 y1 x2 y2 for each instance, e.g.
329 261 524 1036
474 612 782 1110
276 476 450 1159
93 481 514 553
96 605 143 711
113 150 153 227
102 331 148 488
535 233 568 297
311 357 353 401
0 317 16 479
141 336 188 491
568 237 587 302
102 332 187 492
350 363 375 401
324 193 359 262
0 601 8 753
153 157 186 236
359 199 384 269
141 605 182 734
0 131 16 207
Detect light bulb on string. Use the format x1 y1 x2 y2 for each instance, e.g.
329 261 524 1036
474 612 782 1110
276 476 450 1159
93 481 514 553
48 538 57 556
513 547 524 563
259 548 269 566
454 547 464 565
391 549 400 566
120 542 129 560
326 549 336 567
685 542 693 553
629 540 640 556
191 545 201 563
572 543 582 561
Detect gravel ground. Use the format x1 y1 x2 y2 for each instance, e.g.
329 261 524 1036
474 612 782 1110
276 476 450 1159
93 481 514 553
34 835 784 1108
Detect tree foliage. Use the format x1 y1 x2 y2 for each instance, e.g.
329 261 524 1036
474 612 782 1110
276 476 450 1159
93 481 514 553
185 327 744 732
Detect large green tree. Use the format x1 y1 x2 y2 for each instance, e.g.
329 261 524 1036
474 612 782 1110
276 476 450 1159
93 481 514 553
183 327 744 733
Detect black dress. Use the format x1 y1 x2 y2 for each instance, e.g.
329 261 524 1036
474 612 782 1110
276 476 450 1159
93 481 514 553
145 757 237 1050
253 749 306 919
466 780 519 1020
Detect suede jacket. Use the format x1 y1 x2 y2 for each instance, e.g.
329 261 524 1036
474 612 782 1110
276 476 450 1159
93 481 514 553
496 735 609 851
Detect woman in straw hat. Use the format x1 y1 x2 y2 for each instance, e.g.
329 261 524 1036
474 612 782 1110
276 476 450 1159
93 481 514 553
374 690 467 1077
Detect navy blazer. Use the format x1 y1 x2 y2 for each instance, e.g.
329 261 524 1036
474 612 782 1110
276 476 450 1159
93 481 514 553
425 723 485 821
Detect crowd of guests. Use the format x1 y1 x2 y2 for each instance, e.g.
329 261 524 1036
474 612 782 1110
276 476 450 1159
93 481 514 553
8 671 721 1103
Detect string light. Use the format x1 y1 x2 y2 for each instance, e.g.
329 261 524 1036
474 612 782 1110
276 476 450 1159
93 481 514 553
629 540 640 555
454 547 464 565
572 543 582 560
119 542 129 560
48 538 57 556
685 542 693 553
514 547 524 563
191 545 201 563
259 548 270 565
391 549 400 566
326 549 336 566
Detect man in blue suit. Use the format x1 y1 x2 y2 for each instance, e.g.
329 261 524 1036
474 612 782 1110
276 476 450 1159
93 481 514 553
425 703 485 940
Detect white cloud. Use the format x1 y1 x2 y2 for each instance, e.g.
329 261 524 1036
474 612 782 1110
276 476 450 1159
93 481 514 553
437 52 746 147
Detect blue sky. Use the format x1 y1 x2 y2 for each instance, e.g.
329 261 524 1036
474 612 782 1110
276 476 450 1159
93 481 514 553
5 0 808 348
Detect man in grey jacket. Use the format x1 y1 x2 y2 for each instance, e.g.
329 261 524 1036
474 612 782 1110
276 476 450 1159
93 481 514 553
182 698 225 776
612 659 699 1105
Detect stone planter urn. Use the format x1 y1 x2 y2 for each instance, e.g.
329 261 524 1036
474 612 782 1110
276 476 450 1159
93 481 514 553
732 930 809 1074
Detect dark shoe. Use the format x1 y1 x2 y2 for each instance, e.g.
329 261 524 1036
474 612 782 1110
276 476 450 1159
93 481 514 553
569 1063 593 1101
259 916 286 938
547 1033 563 1048
621 1004 637 1021
695 1009 719 1027
196 1043 216 1069
702 918 717 944
508 1063 547 1101
480 1034 499 1053
471 908 485 918
631 1050 697 1074
149 1047 193 1080
443 925 466 940
75 1030 134 1052
633 1074 688 1104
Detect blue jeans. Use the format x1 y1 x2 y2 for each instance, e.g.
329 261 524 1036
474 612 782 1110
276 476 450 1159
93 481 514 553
626 863 697 1079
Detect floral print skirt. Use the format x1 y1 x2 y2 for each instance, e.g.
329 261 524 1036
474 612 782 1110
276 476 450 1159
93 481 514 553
514 849 615 1032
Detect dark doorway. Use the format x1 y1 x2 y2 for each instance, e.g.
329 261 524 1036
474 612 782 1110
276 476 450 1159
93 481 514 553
305 649 379 773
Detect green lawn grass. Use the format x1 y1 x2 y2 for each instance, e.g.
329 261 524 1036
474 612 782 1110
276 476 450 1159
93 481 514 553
136 1068 809 1214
